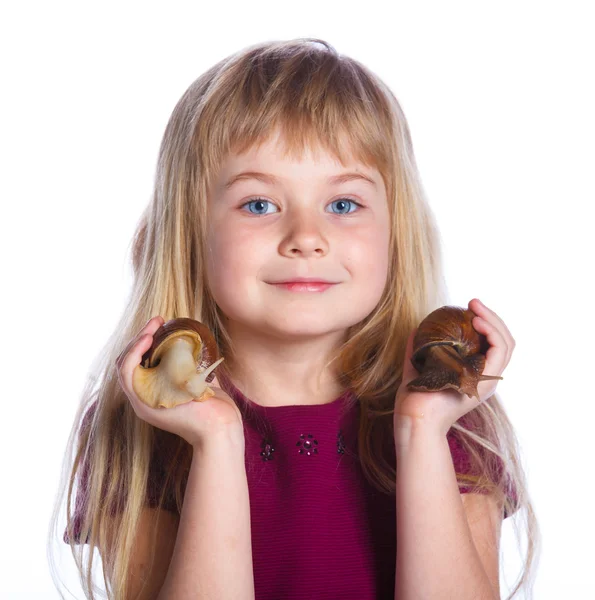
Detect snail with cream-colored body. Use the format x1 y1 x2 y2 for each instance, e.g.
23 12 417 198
132 318 224 409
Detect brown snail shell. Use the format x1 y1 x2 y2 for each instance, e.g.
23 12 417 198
407 306 503 400
132 317 225 409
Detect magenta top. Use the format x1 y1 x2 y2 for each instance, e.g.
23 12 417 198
65 376 517 599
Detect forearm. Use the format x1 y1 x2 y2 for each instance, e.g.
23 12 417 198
158 428 255 600
394 419 497 600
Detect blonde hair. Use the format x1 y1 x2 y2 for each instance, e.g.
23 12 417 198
48 38 540 599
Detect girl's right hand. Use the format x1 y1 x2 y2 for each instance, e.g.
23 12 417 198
115 316 245 449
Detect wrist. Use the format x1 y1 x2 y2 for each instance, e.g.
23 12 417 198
193 425 246 455
393 414 445 454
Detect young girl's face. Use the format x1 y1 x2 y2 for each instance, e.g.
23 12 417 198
205 129 390 343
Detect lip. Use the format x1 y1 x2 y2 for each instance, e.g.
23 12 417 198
270 281 337 292
270 277 337 284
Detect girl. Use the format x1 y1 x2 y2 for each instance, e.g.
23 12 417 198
49 38 539 599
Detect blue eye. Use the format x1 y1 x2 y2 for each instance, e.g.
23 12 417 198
242 198 278 215
241 197 363 215
329 198 361 215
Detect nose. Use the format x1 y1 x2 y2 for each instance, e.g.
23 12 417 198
278 209 329 258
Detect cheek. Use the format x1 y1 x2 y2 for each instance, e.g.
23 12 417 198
205 228 259 292
205 228 232 297
206 217 238 267
345 229 390 282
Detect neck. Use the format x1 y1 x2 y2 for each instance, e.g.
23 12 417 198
220 324 347 407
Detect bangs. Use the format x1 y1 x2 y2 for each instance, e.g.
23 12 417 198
197 39 395 188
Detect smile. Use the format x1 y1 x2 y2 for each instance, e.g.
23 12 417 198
270 282 337 292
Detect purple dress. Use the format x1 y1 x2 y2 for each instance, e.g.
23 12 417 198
64 376 517 599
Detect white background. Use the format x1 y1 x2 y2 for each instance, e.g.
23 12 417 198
1 1 593 598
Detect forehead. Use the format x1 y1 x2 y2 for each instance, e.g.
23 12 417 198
220 127 376 177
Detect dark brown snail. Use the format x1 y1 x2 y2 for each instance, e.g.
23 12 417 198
132 318 225 409
407 306 503 400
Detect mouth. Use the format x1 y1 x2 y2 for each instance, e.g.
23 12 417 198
269 281 337 292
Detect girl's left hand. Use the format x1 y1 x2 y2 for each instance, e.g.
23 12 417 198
394 298 516 438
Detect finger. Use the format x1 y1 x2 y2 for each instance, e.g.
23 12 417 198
116 316 164 367
469 299 515 347
136 315 165 346
471 315 508 374
469 298 515 359
120 333 155 406
142 315 165 333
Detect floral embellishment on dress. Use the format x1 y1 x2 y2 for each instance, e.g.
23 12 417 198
260 436 276 461
296 433 318 456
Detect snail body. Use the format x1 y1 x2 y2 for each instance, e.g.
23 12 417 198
132 317 224 409
407 306 503 400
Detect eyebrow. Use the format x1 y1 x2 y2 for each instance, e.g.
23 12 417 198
222 170 377 190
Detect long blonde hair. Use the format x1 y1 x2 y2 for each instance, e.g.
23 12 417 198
48 38 540 599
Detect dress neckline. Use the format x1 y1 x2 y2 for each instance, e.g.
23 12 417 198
217 370 356 414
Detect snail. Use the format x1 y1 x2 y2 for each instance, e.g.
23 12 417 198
132 318 225 409
407 306 503 400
